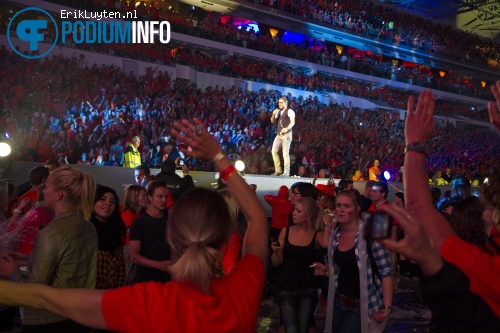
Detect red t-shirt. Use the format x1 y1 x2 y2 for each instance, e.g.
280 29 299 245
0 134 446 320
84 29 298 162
102 254 265 333
441 236 500 317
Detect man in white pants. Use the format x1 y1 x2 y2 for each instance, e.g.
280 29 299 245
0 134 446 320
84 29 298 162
270 97 295 177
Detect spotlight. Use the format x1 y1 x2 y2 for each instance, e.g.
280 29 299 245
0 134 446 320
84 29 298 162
383 171 391 181
235 160 245 172
484 178 489 184
0 142 11 157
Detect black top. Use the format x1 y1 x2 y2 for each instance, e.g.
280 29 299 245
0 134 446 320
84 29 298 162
277 227 319 291
335 246 360 299
155 172 195 202
421 261 500 332
129 211 171 283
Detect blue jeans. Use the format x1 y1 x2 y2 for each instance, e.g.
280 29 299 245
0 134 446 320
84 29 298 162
332 298 361 333
276 288 318 333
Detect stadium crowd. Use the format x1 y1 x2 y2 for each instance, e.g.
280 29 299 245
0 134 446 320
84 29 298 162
253 0 500 70
0 48 497 182
1 2 500 332
4 0 494 103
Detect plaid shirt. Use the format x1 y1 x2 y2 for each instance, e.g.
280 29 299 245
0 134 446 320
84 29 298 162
96 246 127 289
330 224 393 315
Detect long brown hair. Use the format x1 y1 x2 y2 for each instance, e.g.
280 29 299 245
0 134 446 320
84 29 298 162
123 185 146 214
451 196 500 256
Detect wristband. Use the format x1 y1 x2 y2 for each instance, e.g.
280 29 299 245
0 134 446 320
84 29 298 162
220 165 237 182
14 208 23 215
380 304 393 312
211 152 225 165
323 223 331 228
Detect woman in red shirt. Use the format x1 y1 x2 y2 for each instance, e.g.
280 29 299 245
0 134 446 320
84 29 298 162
0 118 268 333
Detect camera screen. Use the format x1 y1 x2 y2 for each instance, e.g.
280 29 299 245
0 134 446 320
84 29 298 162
363 212 392 240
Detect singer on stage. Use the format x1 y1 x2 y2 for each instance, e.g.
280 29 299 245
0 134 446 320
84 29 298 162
270 97 295 177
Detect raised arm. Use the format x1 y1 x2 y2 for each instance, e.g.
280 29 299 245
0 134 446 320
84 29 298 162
403 90 455 252
172 118 268 265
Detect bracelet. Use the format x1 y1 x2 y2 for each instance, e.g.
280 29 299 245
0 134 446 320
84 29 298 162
323 223 331 228
13 208 22 215
211 152 225 165
380 304 393 312
220 165 237 182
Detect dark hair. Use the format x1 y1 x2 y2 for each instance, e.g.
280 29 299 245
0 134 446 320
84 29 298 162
167 187 232 291
395 192 405 206
430 187 442 206
338 179 353 191
29 166 50 185
365 180 376 190
160 160 176 175
291 182 319 200
134 164 151 175
373 182 389 199
451 176 472 200
43 159 60 169
146 180 167 197
450 196 500 255
92 185 126 252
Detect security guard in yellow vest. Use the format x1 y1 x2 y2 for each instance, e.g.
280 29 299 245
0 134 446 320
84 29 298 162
123 136 141 168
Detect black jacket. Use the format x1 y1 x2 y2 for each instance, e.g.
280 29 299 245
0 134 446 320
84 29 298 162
421 260 500 333
155 172 195 202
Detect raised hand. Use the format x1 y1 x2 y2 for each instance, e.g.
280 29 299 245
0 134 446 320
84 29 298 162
404 90 436 145
171 117 221 161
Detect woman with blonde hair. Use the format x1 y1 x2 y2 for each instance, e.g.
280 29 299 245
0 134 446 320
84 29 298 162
0 166 97 333
0 118 267 332
271 196 325 333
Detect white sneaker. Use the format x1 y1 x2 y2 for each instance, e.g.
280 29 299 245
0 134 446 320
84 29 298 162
270 171 282 176
281 173 290 177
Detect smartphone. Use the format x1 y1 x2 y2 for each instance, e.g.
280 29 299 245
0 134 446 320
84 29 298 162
271 237 280 247
363 212 392 240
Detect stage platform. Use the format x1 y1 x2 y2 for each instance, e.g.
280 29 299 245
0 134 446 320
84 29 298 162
5 161 409 216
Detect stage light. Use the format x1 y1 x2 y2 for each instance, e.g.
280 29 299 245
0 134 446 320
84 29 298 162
0 142 11 157
484 178 489 184
383 171 391 181
235 160 245 172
